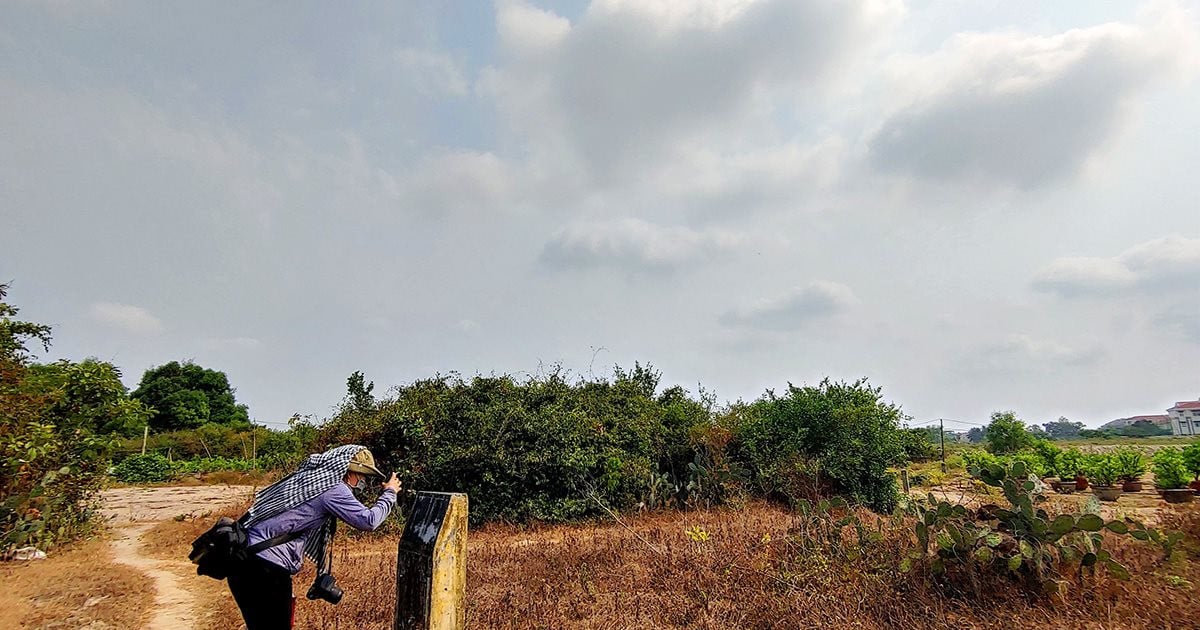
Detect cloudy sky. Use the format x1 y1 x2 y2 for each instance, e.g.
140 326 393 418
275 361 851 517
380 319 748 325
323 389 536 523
3 0 1198 429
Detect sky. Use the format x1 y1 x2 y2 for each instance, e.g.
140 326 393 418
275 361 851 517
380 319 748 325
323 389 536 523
2 0 1198 429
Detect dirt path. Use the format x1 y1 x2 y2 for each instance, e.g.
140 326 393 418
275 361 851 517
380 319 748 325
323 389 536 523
102 485 255 629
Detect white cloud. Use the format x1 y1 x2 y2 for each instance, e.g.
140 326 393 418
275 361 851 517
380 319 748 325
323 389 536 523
540 218 742 272
395 48 469 97
1033 235 1200 297
956 334 1106 376
486 0 901 183
869 5 1200 189
496 0 571 58
720 282 856 330
89 302 163 335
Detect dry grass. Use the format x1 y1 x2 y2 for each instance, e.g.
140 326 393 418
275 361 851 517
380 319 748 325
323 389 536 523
0 535 154 629
159 498 1200 630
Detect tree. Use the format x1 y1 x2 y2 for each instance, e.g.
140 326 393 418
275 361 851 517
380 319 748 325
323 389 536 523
26 359 151 436
985 411 1031 454
346 371 375 414
1116 420 1171 438
966 427 987 443
1042 417 1084 440
132 361 250 431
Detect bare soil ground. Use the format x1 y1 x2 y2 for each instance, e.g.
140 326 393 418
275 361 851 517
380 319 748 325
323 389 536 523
101 484 256 629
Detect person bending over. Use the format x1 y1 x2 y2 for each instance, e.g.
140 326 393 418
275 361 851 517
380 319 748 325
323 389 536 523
227 444 401 630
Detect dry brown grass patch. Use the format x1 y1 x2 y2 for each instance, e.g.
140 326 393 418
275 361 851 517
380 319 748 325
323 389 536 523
0 535 153 629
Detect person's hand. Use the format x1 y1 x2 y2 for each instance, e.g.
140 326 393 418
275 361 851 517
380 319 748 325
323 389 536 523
383 473 401 493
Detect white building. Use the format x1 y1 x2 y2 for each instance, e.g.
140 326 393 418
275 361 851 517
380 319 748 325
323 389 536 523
1168 400 1200 436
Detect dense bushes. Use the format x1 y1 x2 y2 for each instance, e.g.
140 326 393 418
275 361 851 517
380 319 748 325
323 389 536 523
315 369 910 522
2 285 138 552
733 379 905 512
317 365 713 522
112 453 174 483
110 454 262 482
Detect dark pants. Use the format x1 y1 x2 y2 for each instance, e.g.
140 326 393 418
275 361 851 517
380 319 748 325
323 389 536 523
228 555 294 630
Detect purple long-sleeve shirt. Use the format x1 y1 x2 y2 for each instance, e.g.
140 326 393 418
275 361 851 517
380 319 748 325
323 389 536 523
247 483 396 574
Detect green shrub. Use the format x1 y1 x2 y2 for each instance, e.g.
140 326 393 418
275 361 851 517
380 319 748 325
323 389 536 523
1153 448 1190 490
112 453 174 483
733 378 905 513
318 365 714 523
899 428 937 463
1030 440 1063 478
1057 448 1086 479
1182 444 1200 480
959 449 1000 471
1086 454 1120 487
2 285 126 552
1112 447 1147 482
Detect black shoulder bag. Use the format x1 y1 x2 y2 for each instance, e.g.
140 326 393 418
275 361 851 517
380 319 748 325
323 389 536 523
188 514 305 580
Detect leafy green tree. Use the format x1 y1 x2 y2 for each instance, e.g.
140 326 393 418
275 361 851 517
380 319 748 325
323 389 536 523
346 371 375 414
25 359 151 436
132 361 249 431
985 411 1031 454
966 426 987 443
1041 417 1084 440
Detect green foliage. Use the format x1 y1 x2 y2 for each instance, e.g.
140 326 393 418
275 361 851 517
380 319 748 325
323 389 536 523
899 428 937 463
984 411 1031 454
1086 454 1120 487
959 449 1001 472
1056 448 1087 479
112 453 174 483
905 460 1171 594
1153 448 1191 489
1 285 118 552
132 361 249 431
25 360 152 437
345 371 376 414
1116 421 1172 438
1041 417 1084 440
1111 447 1147 482
734 378 905 513
1030 440 1063 478
965 426 987 443
1182 443 1200 479
318 364 716 523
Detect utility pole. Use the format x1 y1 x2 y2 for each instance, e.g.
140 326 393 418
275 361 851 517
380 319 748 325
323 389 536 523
142 425 149 456
940 418 946 473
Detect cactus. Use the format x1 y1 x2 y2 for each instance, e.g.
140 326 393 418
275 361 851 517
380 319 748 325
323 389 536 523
905 460 1172 594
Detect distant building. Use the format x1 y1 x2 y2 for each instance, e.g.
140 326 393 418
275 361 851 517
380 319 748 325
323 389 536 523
1101 414 1170 431
1168 400 1200 436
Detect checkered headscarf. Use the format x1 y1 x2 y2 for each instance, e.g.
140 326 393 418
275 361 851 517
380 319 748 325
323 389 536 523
244 444 364 567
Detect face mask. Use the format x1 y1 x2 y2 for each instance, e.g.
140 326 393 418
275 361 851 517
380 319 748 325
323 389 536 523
350 476 369 497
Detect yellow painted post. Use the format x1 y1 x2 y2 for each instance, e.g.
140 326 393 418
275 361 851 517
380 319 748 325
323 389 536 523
395 492 468 630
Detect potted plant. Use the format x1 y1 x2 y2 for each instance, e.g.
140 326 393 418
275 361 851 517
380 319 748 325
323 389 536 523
1153 448 1194 504
1058 448 1088 491
1112 447 1147 492
1088 454 1122 502
1182 443 1200 493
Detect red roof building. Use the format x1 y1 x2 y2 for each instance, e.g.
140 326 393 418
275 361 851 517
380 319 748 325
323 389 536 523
1168 400 1200 436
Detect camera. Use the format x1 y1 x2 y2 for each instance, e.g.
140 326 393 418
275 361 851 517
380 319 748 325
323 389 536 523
306 573 343 604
